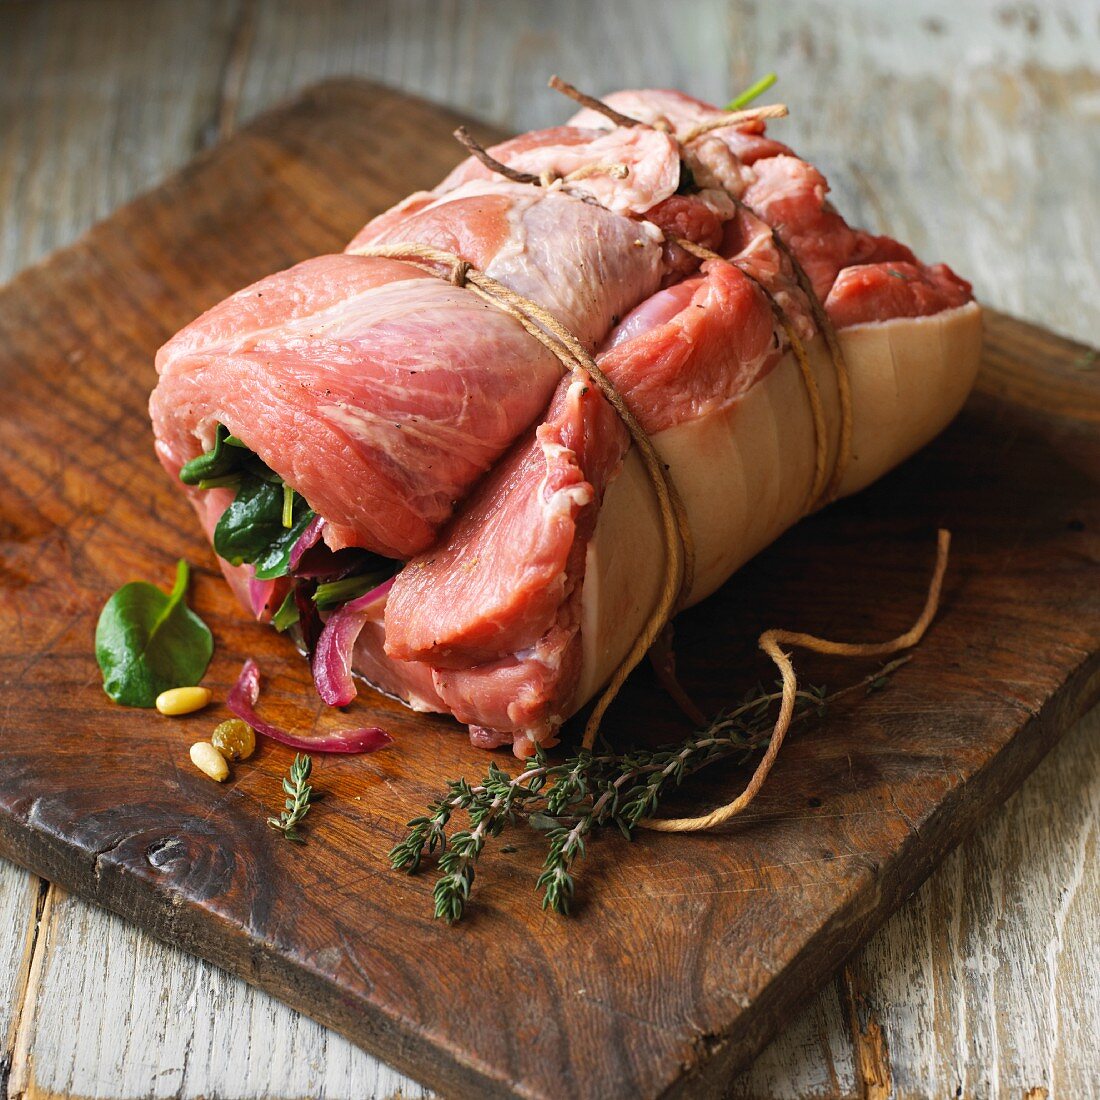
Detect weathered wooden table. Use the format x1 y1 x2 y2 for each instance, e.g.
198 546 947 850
1 2 1096 1096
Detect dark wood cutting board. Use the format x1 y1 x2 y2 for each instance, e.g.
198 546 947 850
0 80 1097 1100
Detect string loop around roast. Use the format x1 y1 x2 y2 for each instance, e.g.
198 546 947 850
671 236 831 512
541 75 850 508
444 124 840 518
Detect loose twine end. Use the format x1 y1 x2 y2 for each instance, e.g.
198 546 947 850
454 126 541 186
641 529 951 833
547 75 645 129
547 74 788 148
681 103 789 144
454 127 631 194
565 161 630 182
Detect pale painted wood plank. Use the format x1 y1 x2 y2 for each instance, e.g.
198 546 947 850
7 885 431 1100
730 0 1100 345
6 0 1097 343
0 861 43 1080
727 979 858 1098
233 0 735 135
0 0 240 282
4 883 860 1100
841 705 1100 1099
0 0 735 282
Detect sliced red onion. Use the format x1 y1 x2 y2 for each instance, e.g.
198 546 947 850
288 514 325 571
228 658 392 754
311 578 395 707
293 545 374 581
248 576 276 619
294 580 323 656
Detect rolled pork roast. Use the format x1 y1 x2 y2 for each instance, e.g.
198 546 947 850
150 88 982 756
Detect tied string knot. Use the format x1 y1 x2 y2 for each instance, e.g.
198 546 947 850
679 103 790 144
448 257 470 287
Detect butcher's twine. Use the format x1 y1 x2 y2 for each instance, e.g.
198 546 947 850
641 530 950 832
672 236 832 511
355 80 952 833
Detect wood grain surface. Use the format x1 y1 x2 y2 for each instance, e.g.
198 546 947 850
0 77 1097 1100
1 3 1097 1097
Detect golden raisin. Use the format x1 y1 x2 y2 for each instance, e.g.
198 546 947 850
211 718 256 762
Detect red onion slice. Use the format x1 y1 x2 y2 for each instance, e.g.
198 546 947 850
247 575 276 619
294 581 323 656
228 658 392 754
288 515 325 571
311 578 395 707
293 545 375 581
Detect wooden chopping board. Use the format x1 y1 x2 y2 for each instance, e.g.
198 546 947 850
0 80 1097 1100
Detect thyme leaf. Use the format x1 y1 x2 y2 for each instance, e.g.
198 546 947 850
268 754 315 842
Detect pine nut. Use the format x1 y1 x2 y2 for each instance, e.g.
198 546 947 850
156 686 212 716
189 741 229 782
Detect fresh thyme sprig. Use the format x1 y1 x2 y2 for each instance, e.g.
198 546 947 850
268 753 316 842
531 683 829 915
391 761 549 920
392 660 912 922
390 659 916 923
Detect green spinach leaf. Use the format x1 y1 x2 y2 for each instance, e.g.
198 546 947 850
178 424 251 486
271 589 300 633
95 559 213 707
213 476 315 578
252 504 317 579
313 571 392 609
185 423 316 581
